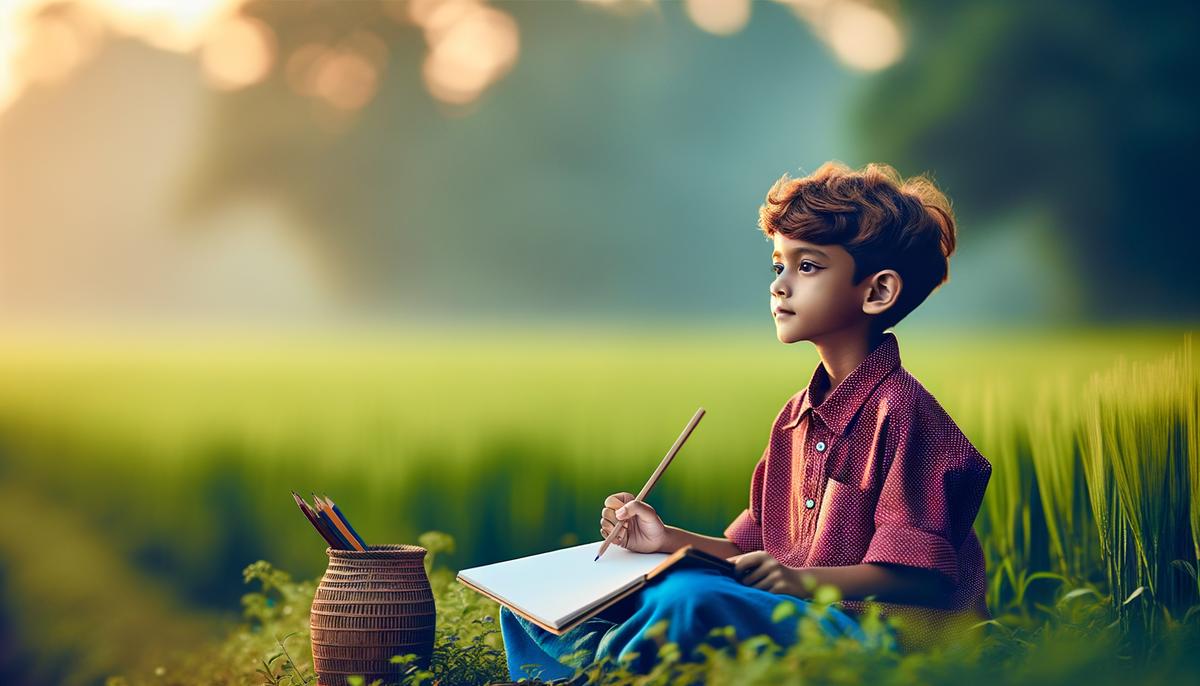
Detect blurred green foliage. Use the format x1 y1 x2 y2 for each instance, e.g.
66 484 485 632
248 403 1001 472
859 0 1199 318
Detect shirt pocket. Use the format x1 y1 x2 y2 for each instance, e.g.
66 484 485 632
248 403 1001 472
822 440 879 492
820 439 882 523
820 473 878 520
814 474 879 563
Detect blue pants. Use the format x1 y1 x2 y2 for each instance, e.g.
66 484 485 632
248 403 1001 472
499 566 881 681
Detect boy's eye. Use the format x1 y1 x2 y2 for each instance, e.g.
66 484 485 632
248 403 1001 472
772 261 818 276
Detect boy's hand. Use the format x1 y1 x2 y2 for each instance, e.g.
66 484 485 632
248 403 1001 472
730 551 807 597
601 492 668 553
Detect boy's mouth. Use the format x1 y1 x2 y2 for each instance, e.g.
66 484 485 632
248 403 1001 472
774 306 795 317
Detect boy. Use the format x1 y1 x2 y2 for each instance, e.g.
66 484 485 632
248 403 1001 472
501 161 992 680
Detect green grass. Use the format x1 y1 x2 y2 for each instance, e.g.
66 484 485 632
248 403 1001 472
1078 339 1199 638
0 325 1196 684
104 531 1200 686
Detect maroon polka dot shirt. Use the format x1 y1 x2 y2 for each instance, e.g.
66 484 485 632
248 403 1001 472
723 331 992 649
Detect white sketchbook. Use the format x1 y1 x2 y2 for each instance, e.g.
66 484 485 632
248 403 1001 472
456 540 737 635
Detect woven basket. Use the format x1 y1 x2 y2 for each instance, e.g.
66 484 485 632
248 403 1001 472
310 545 437 686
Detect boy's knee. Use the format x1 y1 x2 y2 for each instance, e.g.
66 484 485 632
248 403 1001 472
644 569 714 598
641 571 781 637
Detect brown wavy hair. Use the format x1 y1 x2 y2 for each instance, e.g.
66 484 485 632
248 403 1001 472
758 161 958 332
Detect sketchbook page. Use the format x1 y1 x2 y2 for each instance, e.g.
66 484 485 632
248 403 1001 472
456 540 669 629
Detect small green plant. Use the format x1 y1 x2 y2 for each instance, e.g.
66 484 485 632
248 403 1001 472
255 632 312 686
106 524 1200 686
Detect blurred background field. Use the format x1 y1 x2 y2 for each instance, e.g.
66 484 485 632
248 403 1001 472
1 0 1197 684
1 327 1195 684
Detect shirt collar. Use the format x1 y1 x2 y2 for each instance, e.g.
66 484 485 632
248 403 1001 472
782 331 902 435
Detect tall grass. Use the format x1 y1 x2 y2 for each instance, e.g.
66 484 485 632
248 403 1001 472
0 327 1198 682
1078 338 1198 634
1028 376 1092 580
1186 334 1200 598
967 379 1037 610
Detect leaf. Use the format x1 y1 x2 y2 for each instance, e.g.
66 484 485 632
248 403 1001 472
1182 604 1200 624
1059 587 1101 605
417 531 456 556
391 653 418 664
642 618 670 640
656 641 681 661
813 584 842 605
968 618 1009 634
771 601 797 623
1024 571 1068 587
1122 586 1145 605
1170 559 1197 582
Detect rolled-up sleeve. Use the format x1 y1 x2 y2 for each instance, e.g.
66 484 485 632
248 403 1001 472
862 419 991 587
724 447 768 553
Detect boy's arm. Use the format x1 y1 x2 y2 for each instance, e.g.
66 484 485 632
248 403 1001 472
791 562 954 608
659 525 745 560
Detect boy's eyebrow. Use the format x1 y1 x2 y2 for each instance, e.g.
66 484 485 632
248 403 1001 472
771 246 830 260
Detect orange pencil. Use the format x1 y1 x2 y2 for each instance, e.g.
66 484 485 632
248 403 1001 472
322 494 368 550
313 492 365 551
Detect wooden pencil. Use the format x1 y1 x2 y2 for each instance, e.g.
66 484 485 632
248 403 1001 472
293 490 343 548
595 407 705 562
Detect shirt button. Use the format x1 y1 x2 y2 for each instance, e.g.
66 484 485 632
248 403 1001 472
815 441 826 452
804 498 815 509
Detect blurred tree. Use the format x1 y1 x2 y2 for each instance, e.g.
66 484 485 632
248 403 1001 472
176 0 859 319
858 1 1198 319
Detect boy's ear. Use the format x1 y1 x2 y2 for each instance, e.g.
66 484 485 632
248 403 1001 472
861 269 902 317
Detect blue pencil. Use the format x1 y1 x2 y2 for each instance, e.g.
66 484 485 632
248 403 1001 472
323 494 368 549
312 492 355 549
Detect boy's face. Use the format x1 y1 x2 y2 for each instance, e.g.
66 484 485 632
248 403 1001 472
769 234 871 344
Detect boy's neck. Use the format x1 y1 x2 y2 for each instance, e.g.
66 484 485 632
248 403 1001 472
810 326 884 403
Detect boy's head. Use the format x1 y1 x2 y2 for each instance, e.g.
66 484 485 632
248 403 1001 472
760 160 957 345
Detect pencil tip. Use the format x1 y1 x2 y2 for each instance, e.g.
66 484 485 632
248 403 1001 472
593 555 598 562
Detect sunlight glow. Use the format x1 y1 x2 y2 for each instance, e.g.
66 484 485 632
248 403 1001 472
0 0 246 114
93 0 240 53
313 50 378 111
413 0 519 106
199 13 274 91
13 9 102 87
283 33 385 112
684 0 751 36
820 0 903 71
775 0 905 72
0 0 904 118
